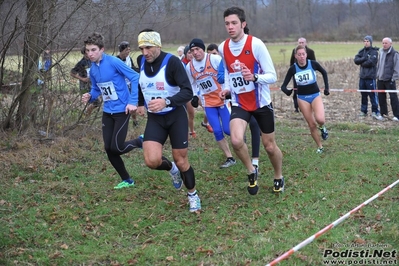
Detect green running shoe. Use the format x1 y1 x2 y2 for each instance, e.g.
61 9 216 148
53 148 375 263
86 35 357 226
114 180 135 189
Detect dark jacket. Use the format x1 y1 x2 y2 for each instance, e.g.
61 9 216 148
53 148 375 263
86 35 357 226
71 57 91 90
354 46 379 79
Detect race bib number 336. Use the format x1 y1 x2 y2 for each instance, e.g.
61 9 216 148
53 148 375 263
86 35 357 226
229 72 255 94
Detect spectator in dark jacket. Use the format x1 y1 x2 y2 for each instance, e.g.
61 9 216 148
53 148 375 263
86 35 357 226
354 35 383 120
289 37 316 112
71 46 101 115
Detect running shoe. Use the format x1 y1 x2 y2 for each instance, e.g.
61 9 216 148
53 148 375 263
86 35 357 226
273 177 284 193
316 147 324 154
393 116 399 122
138 134 144 149
188 193 201 212
319 125 329 140
247 168 259 195
220 158 236 168
201 122 214 133
359 112 367 117
372 112 384 121
114 180 134 189
169 162 183 190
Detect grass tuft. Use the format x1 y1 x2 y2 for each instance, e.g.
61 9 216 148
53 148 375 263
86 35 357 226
1 112 398 265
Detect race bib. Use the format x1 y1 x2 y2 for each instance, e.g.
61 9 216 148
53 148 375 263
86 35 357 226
97 81 118 102
198 76 218 95
229 72 255 94
142 90 170 113
294 69 316 86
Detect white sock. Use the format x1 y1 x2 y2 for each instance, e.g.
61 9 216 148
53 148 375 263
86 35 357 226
171 162 179 173
188 190 197 196
252 159 259 167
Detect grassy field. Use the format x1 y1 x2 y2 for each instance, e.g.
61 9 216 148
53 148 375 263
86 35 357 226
1 41 398 265
2 42 361 75
133 42 361 66
266 42 361 65
1 111 398 265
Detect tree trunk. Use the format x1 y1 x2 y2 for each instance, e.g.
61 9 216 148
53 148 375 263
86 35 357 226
10 0 45 131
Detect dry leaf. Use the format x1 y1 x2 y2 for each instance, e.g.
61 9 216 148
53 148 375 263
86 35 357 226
354 238 366 244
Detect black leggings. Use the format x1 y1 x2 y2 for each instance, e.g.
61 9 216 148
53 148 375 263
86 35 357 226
102 112 141 180
249 116 260 158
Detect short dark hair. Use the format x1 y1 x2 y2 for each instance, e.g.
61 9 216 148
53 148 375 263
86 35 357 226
224 6 246 22
206 43 218 52
84 32 104 49
224 7 249 34
139 28 155 34
118 41 130 52
80 46 86 55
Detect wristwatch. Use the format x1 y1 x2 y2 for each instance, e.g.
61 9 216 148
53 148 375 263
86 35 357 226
253 74 258 82
165 97 171 107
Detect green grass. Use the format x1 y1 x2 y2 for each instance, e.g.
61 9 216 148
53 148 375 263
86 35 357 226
140 42 361 66
1 113 398 265
266 43 360 65
3 42 360 75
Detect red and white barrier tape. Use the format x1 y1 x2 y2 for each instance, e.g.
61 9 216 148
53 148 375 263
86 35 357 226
270 87 399 93
265 179 399 266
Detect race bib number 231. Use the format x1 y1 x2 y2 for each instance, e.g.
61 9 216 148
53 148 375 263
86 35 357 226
97 81 118 102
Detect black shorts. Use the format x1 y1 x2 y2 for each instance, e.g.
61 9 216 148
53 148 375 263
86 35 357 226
144 105 189 149
230 104 275 134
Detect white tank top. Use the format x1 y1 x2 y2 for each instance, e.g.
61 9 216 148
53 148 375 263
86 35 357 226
139 54 180 114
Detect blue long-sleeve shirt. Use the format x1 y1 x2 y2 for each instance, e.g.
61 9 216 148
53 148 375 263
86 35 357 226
217 60 225 84
89 53 139 113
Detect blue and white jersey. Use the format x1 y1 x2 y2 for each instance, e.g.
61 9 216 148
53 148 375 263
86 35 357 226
294 59 317 87
139 54 180 115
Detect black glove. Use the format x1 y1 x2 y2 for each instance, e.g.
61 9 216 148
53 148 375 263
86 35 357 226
281 87 293 96
191 95 199 108
324 89 330 96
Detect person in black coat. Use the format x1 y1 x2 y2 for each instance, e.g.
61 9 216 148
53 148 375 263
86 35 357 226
354 35 382 120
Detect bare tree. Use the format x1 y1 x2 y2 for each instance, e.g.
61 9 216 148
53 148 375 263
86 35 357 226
2 0 86 132
3 0 46 131
1 0 398 134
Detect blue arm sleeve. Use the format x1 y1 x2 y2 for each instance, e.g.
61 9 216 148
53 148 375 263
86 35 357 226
217 61 225 84
88 75 101 103
128 70 139 105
